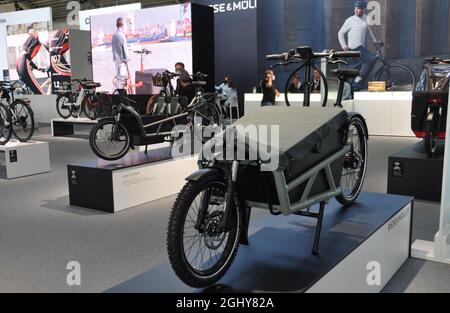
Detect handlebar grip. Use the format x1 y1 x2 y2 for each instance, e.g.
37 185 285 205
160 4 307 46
266 53 288 61
333 51 361 58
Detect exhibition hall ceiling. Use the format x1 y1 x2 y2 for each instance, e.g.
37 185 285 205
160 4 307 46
0 0 181 19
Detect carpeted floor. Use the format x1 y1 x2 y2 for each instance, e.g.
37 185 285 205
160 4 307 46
0 126 447 292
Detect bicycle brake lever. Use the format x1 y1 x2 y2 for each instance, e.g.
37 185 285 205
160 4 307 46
330 59 348 65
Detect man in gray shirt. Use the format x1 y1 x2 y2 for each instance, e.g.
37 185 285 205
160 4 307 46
112 17 129 90
338 1 378 90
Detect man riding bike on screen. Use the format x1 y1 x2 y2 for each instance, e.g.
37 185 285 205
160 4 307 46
338 1 379 91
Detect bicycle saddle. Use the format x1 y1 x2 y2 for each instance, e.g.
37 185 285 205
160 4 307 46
331 69 360 78
81 82 101 89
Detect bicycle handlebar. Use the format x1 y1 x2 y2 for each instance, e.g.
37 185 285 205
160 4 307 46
266 53 289 61
332 51 361 58
266 47 361 63
425 57 450 64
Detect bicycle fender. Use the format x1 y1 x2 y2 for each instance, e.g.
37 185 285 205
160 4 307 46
97 117 115 124
186 167 225 182
347 112 369 139
13 98 33 112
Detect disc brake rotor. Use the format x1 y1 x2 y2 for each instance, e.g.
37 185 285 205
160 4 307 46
203 211 226 250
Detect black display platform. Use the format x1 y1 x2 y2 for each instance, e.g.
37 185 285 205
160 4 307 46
68 147 172 213
106 192 413 293
388 141 444 202
52 118 98 138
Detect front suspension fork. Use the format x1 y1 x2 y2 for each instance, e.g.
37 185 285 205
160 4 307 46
110 113 122 141
194 161 240 233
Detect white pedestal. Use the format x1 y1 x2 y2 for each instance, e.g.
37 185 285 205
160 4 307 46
0 140 51 179
68 148 199 213
112 156 198 212
308 202 412 293
244 93 323 116
107 193 413 293
342 91 414 137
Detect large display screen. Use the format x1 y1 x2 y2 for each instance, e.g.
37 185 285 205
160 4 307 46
79 3 142 31
6 23 71 95
48 28 72 94
7 22 52 95
90 3 193 94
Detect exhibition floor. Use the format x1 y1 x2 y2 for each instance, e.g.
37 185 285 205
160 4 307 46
0 126 447 293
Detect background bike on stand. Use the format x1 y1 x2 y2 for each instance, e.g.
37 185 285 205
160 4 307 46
89 73 222 161
412 57 450 157
146 71 179 114
0 81 35 145
56 79 103 120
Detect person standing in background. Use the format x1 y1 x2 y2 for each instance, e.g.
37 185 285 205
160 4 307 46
112 17 129 90
261 69 280 106
174 62 196 103
338 0 378 90
311 70 321 93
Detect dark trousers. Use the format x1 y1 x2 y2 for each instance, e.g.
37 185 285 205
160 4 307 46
17 55 43 95
352 46 377 81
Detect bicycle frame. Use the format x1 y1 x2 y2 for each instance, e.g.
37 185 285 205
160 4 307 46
64 85 97 117
113 88 219 141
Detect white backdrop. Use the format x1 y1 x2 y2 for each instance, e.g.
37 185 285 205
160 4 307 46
79 3 142 31
0 7 53 80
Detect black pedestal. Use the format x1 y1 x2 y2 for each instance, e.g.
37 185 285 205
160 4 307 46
106 192 413 293
68 148 172 213
52 119 97 138
388 141 444 202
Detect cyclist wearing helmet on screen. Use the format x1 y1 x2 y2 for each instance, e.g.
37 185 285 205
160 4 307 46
16 25 47 95
338 0 379 90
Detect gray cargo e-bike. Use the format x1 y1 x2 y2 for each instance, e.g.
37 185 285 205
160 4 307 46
167 47 369 288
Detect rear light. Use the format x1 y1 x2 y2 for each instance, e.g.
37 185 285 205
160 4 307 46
23 98 31 106
413 131 446 140
414 131 425 138
428 96 444 105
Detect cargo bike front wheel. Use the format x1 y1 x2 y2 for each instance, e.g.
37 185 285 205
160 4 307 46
89 119 131 161
167 173 243 288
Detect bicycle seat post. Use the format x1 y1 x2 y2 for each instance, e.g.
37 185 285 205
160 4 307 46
304 63 312 107
335 75 346 108
331 69 360 108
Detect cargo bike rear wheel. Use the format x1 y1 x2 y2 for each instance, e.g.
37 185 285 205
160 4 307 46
336 115 368 206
